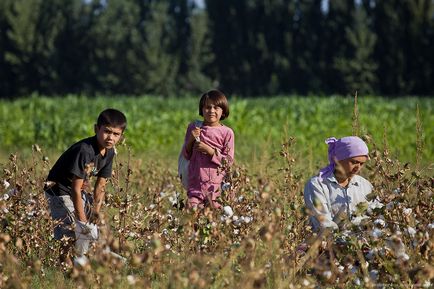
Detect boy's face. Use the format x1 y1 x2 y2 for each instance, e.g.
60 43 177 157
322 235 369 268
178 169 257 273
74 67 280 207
338 155 368 179
94 125 123 150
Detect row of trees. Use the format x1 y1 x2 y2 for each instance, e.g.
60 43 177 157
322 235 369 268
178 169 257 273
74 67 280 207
0 0 433 98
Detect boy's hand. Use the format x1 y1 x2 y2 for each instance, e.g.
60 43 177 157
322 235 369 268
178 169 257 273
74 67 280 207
75 220 98 237
89 209 100 225
195 142 215 156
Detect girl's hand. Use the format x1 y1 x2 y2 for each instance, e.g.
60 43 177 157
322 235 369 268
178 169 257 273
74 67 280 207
195 142 215 156
190 127 201 142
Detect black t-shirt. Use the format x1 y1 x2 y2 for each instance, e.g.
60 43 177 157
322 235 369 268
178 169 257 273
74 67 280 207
47 136 115 195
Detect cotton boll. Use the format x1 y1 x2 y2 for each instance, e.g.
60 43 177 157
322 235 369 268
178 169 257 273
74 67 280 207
386 202 395 210
168 196 177 205
350 265 358 274
6 189 17 198
127 275 137 285
322 270 332 279
403 208 412 216
244 216 252 224
223 206 234 217
232 216 244 226
392 188 401 194
352 215 369 226
2 180 10 190
221 182 231 191
374 218 386 227
370 228 383 239
407 227 416 238
386 236 407 260
369 270 379 281
365 249 377 260
399 253 410 261
367 199 384 214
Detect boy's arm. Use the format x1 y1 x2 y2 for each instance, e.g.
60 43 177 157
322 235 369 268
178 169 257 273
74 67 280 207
92 176 107 219
71 176 87 222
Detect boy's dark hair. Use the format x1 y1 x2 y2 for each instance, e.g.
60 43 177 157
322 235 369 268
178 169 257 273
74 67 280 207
199 89 230 120
97 108 127 131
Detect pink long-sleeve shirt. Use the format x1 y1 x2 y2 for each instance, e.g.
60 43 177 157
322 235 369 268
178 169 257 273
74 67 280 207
182 122 235 200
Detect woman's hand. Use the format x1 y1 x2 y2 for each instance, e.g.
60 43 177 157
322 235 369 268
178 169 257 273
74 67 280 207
194 142 215 156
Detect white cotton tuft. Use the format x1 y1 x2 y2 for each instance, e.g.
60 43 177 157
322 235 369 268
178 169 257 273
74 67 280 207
223 206 234 217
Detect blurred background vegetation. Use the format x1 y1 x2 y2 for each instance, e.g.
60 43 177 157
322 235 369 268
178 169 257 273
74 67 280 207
0 0 433 98
1 96 432 169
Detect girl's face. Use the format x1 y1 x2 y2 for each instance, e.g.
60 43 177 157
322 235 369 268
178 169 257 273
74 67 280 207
337 155 368 179
202 100 223 126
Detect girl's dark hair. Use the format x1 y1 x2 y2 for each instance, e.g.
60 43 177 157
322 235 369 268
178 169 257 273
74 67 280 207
199 89 230 120
97 108 127 131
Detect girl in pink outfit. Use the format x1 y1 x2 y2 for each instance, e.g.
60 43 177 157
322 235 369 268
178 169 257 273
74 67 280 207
182 90 235 209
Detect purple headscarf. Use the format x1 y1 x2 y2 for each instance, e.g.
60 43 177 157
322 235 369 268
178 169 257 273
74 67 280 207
318 136 369 180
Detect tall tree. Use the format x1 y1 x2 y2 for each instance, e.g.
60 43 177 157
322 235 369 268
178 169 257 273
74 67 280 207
5 0 67 95
87 0 146 94
180 7 214 94
322 0 356 94
291 0 325 94
52 0 99 95
333 4 377 95
402 0 434 95
167 0 213 95
140 1 181 96
0 0 15 98
372 1 409 95
206 0 295 95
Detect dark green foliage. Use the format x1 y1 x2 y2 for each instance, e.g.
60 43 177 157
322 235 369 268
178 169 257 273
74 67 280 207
373 0 434 95
333 4 377 95
0 0 433 97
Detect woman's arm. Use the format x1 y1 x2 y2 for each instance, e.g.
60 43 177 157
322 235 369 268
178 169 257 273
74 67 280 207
304 179 339 231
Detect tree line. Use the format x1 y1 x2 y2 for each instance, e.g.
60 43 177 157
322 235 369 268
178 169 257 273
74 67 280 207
0 0 433 98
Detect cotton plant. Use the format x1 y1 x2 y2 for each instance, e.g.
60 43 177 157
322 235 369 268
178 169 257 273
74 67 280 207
308 179 431 287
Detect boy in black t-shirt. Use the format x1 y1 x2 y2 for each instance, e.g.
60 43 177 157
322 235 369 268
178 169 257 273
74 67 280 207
44 108 127 265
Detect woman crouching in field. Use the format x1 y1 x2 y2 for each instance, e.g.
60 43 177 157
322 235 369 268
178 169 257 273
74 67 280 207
304 136 372 231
